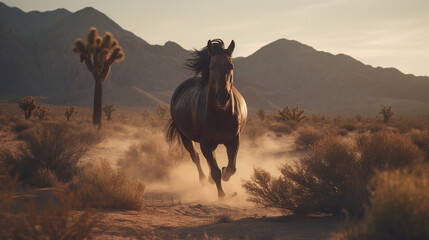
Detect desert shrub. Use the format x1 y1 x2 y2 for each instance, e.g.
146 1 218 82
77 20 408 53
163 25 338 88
30 168 59 188
117 129 186 182
0 190 100 240
267 121 295 136
379 105 393 123
365 123 384 133
1 126 86 185
19 96 37 120
34 106 51 120
341 123 357 132
244 135 364 215
357 131 424 177
244 131 425 215
103 103 116 120
65 105 77 121
214 212 234 223
408 129 429 160
294 127 324 150
70 160 145 210
331 170 429 240
11 119 32 134
278 106 306 123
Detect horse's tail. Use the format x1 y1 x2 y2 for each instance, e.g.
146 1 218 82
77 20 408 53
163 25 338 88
166 119 182 145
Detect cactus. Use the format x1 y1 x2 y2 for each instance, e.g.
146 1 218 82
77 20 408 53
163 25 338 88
379 105 393 123
34 106 51 120
278 106 306 123
73 27 125 128
65 105 77 121
257 108 266 121
103 103 116 120
19 96 38 120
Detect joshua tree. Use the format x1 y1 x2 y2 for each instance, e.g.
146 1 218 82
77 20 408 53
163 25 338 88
379 105 393 123
73 27 125 128
65 105 77 121
103 103 116 120
257 108 266 121
34 106 51 120
278 106 306 123
19 96 38 120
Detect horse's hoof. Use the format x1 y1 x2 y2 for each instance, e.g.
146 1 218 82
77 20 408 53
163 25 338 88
218 191 226 198
222 167 231 182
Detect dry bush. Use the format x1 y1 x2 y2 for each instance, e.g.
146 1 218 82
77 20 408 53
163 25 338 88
244 131 425 215
408 129 429 160
331 170 429 240
0 191 100 240
1 125 86 186
294 127 324 150
244 135 363 215
118 129 186 182
213 212 234 223
268 121 296 135
11 119 32 134
358 131 424 176
70 160 145 210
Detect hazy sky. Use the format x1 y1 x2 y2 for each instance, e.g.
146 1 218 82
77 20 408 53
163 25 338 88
3 0 429 76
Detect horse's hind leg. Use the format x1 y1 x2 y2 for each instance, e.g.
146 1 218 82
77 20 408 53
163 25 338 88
179 133 206 183
200 142 225 198
222 135 239 182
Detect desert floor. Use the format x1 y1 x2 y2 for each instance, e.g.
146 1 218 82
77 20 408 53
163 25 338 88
3 122 340 239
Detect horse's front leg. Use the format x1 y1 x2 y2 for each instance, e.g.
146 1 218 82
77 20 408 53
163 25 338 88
222 135 239 182
200 142 225 198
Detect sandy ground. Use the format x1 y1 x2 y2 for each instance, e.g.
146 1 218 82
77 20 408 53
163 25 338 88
2 125 339 239
86 129 339 239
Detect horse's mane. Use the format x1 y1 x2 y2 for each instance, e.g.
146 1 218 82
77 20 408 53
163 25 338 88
186 39 228 81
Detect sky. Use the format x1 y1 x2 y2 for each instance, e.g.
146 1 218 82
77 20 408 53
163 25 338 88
3 0 429 76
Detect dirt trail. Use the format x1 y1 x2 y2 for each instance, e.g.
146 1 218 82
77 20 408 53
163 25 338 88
95 191 338 239
87 129 338 239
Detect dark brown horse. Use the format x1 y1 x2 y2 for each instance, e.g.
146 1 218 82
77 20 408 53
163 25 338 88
167 39 247 198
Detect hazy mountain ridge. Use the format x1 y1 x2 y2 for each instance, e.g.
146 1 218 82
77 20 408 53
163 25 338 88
1 2 429 115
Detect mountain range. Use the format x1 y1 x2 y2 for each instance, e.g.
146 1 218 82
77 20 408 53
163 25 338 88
1 2 429 115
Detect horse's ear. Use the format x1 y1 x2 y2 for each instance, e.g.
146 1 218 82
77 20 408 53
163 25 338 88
207 40 214 57
227 40 235 56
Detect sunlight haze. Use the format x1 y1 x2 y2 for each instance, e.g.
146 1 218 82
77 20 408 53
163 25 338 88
3 0 429 76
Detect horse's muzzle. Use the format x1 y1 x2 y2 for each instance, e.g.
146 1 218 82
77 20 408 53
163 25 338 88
216 92 231 108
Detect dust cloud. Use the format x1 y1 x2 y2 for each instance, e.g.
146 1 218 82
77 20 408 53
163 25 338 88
85 124 300 207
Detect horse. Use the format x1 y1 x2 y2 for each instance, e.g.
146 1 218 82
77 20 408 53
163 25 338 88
167 39 247 198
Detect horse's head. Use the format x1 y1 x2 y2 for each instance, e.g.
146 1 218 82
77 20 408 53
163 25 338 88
207 39 235 109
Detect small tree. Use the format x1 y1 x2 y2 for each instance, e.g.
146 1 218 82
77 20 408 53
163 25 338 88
257 108 266 121
103 103 116 121
73 27 125 128
379 105 393 123
34 106 51 120
19 96 37 120
65 105 77 121
278 106 306 123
